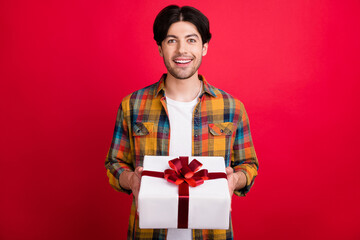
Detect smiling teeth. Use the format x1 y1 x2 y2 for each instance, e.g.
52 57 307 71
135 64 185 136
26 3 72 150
174 60 191 63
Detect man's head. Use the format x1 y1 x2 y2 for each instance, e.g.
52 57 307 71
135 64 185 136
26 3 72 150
153 5 212 46
153 5 211 80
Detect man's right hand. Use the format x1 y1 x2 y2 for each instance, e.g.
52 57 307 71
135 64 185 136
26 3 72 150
119 166 143 210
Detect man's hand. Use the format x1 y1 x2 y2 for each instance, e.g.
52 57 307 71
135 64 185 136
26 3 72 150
120 166 143 210
225 167 246 199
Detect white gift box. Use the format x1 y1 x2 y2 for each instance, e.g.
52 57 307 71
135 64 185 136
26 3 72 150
138 156 231 229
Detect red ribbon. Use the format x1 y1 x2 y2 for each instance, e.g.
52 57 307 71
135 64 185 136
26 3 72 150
141 156 227 229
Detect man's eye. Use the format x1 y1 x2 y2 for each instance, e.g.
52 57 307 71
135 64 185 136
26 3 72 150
188 39 196 43
168 39 176 43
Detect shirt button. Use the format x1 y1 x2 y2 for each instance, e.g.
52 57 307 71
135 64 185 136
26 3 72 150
195 109 198 113
195 134 198 137
220 129 224 133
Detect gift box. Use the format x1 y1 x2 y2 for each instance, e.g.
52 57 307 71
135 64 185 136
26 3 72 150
138 156 231 229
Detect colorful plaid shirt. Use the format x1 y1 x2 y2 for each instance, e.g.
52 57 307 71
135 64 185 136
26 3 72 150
105 74 258 240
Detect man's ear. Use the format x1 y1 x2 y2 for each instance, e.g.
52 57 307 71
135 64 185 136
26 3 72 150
202 43 208 56
158 45 163 57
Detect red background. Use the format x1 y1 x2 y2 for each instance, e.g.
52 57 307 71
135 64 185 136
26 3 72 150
1 0 360 239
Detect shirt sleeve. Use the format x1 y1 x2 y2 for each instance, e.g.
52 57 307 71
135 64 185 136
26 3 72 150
232 102 259 197
105 99 134 194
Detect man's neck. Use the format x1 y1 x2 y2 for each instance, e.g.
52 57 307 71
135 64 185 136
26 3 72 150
164 72 202 102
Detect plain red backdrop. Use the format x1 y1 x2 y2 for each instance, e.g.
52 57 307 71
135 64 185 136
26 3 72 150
1 0 359 239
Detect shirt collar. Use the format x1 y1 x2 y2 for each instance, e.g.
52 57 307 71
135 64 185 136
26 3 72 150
155 74 217 98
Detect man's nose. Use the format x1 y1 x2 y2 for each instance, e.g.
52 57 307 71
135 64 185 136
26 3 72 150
177 40 187 54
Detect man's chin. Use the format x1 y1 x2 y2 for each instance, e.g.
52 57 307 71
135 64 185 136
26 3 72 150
168 70 197 80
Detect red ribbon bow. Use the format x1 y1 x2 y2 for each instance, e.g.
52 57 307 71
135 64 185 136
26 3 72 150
164 156 209 187
141 156 227 229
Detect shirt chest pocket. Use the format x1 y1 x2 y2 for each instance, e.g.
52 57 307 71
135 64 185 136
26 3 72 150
208 122 234 157
133 122 155 156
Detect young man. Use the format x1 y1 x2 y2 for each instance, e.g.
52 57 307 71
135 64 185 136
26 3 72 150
105 5 258 240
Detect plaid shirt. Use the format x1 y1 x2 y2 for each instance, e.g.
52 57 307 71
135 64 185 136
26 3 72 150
105 74 258 240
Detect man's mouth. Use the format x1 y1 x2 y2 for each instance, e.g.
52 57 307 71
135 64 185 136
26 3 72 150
173 58 193 66
174 59 192 63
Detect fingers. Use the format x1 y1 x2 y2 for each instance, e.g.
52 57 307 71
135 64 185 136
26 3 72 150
132 167 143 194
133 167 143 212
226 167 234 211
131 167 143 190
134 166 143 178
225 166 234 175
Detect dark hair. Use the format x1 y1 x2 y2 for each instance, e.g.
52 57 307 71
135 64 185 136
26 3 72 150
153 5 212 46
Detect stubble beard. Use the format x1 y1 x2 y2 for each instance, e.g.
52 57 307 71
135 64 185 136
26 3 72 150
163 57 202 80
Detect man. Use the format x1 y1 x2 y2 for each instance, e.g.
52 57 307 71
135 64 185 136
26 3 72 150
105 5 258 240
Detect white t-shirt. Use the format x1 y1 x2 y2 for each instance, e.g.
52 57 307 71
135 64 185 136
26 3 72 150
165 89 201 240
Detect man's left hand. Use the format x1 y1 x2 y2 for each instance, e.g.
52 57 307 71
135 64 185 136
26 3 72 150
225 167 246 200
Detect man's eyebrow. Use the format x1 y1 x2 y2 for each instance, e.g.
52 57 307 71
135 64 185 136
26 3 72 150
165 35 178 39
164 34 200 39
185 34 200 39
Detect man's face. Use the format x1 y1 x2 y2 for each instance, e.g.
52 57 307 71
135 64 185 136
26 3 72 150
158 21 208 80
